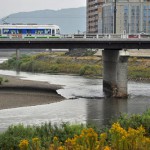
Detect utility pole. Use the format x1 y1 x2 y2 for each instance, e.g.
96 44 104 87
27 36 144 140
114 0 117 34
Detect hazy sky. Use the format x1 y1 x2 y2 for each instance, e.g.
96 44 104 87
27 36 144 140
0 0 86 19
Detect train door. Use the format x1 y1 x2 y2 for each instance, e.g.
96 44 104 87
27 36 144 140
0 29 1 35
52 29 55 36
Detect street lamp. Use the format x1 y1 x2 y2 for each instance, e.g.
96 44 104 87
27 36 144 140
114 0 117 34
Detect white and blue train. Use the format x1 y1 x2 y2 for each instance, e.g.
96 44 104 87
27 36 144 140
0 24 60 38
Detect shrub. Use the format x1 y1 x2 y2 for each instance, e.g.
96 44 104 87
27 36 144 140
0 77 3 85
0 123 85 150
79 65 99 76
114 109 150 136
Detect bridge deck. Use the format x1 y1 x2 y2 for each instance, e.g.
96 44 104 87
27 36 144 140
0 38 150 49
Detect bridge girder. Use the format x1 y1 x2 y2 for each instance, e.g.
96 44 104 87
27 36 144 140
0 39 150 50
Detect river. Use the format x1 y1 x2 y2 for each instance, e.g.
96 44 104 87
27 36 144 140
0 69 150 131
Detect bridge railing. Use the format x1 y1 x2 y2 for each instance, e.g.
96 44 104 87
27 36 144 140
61 34 123 39
61 33 150 39
1 33 150 39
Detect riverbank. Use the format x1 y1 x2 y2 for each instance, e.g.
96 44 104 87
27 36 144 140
0 52 150 80
0 75 64 110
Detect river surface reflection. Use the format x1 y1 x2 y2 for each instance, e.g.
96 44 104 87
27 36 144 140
0 70 150 131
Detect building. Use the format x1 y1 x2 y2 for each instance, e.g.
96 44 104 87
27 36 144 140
86 0 104 33
99 0 150 34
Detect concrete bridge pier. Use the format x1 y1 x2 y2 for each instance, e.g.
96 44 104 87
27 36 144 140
16 49 20 60
16 49 20 72
102 49 129 98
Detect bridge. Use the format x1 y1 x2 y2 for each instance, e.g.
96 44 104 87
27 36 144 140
0 38 150 49
0 34 150 98
0 33 150 49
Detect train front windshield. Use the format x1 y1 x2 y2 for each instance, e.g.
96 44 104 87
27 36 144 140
56 29 60 34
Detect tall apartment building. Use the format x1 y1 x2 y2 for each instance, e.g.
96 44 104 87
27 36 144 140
86 0 104 33
99 0 150 34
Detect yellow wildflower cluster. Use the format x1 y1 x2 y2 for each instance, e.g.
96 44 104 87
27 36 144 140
49 136 62 150
32 137 40 143
103 146 111 150
18 123 150 150
64 128 106 150
19 139 29 150
109 122 150 150
110 122 127 136
32 137 40 150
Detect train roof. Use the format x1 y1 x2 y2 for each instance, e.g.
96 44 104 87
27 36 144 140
0 24 60 28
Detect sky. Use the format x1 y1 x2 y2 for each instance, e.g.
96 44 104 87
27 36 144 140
0 0 86 19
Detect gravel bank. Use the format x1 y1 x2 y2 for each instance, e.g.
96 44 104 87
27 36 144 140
0 75 64 110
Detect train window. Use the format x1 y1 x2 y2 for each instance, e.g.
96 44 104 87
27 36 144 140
27 29 31 34
18 29 22 34
35 30 38 34
3 29 9 34
30 29 35 34
35 29 44 34
10 29 17 34
45 29 51 34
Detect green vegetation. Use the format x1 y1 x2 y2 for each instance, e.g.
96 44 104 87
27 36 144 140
0 109 150 150
0 76 9 85
0 77 3 85
0 123 85 150
0 52 150 80
0 36 9 38
112 108 150 136
0 53 102 77
128 57 150 80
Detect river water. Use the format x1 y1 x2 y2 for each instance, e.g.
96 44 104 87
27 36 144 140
0 70 150 131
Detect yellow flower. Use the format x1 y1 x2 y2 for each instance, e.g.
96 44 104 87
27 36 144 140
103 146 111 150
32 137 39 143
100 133 107 139
137 125 146 134
53 136 58 141
110 122 127 137
65 138 72 143
58 146 65 150
19 139 29 150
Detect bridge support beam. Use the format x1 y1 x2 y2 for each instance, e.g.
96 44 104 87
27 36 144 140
102 50 129 98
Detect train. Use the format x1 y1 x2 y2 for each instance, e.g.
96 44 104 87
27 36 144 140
0 24 150 39
0 24 60 38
